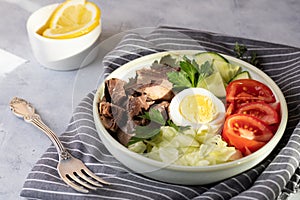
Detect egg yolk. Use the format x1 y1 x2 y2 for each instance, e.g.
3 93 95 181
179 94 216 123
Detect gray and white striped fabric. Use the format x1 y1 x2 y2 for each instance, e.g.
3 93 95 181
21 27 300 200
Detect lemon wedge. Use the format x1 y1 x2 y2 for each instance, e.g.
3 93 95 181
42 0 101 39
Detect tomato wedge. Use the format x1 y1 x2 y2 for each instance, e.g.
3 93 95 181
222 129 266 155
222 114 274 155
226 102 235 118
235 102 279 125
226 79 276 103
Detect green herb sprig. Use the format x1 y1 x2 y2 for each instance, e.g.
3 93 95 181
234 42 260 67
167 56 214 91
128 109 189 145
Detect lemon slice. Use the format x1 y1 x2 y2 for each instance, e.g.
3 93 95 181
42 0 101 39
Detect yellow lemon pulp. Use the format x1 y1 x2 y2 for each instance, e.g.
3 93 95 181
179 94 216 123
41 0 101 39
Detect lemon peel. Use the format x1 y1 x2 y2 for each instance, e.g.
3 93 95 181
41 0 101 39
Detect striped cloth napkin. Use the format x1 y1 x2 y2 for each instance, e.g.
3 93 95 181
21 26 300 200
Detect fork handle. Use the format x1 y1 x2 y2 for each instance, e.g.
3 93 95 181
10 97 70 160
28 114 71 160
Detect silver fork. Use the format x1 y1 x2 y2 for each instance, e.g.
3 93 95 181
10 97 110 193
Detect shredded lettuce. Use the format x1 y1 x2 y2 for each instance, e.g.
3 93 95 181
128 126 242 166
128 141 147 154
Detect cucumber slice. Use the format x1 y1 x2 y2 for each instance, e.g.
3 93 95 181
213 60 241 83
194 52 228 65
229 71 251 82
194 52 241 83
196 78 208 89
204 72 226 98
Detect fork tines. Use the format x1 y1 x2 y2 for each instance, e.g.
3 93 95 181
61 168 110 193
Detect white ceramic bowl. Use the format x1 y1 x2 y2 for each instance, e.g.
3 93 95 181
26 3 101 70
93 50 288 185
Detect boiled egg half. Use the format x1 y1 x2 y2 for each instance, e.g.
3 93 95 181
169 88 225 134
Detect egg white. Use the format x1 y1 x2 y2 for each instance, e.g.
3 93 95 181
169 88 225 134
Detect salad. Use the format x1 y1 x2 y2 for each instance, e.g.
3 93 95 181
98 52 281 166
